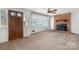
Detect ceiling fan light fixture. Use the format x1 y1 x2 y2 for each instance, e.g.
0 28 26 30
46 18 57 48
48 8 53 11
48 8 57 14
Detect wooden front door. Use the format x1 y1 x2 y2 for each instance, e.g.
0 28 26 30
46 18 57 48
8 10 23 41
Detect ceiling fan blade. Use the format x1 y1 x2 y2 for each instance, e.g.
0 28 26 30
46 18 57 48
53 9 57 11
47 8 57 14
48 10 53 13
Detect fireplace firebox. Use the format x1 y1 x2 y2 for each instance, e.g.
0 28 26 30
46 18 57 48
56 24 67 31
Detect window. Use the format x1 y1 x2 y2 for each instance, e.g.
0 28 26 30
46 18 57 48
32 13 50 28
17 13 22 17
10 12 16 16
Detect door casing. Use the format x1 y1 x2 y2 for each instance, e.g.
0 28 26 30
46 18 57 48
8 10 23 41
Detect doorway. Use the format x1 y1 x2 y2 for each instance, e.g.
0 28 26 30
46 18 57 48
8 10 23 41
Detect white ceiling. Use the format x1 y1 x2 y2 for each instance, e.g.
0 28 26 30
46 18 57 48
28 8 79 16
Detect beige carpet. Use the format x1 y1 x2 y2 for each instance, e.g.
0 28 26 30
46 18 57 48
0 31 79 50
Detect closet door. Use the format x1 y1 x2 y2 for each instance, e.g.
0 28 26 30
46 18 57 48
8 10 23 41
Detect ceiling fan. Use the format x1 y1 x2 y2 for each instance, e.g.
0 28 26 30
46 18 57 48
48 8 57 14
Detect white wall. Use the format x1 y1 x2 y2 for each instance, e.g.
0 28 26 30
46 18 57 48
71 11 79 34
1 27 8 43
0 28 1 43
0 9 8 43
50 16 54 30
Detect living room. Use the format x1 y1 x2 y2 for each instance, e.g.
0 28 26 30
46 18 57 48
0 8 79 50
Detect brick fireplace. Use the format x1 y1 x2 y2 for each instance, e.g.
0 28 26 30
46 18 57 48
54 13 71 32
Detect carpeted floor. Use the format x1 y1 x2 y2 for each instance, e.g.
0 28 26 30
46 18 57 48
0 31 79 50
